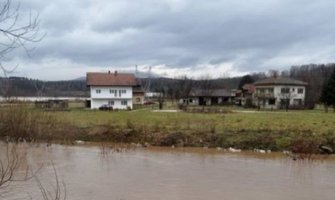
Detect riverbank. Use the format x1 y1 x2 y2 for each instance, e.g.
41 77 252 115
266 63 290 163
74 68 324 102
0 105 334 153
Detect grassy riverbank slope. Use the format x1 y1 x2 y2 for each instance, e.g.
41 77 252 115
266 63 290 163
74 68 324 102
1 105 334 153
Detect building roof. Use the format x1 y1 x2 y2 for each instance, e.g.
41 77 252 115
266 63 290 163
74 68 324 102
253 77 308 86
242 84 256 93
189 89 232 97
86 71 137 86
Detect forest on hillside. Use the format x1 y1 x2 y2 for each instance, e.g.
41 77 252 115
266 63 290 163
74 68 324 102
0 77 89 97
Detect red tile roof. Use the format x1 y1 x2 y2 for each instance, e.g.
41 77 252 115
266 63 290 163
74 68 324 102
242 84 256 93
86 72 137 86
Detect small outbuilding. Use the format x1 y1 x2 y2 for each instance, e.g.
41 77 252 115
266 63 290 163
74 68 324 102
35 100 69 110
180 88 234 106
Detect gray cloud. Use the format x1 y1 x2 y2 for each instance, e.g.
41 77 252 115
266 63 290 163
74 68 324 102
4 0 335 80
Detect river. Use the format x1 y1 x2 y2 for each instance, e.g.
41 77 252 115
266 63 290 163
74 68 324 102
2 144 335 200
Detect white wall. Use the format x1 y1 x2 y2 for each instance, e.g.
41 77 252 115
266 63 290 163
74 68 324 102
91 99 132 109
90 86 133 109
254 85 306 109
274 85 306 106
179 98 199 105
90 86 132 99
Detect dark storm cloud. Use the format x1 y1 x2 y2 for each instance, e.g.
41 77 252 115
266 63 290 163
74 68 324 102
6 0 335 79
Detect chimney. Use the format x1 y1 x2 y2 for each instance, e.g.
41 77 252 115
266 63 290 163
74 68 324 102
114 70 118 76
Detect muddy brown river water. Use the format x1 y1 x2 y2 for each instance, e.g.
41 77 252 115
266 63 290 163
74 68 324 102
2 144 335 200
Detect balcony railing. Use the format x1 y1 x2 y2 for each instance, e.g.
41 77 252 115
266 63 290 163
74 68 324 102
254 93 275 98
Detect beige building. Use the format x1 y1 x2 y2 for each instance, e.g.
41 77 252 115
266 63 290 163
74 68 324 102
253 77 307 109
133 86 145 105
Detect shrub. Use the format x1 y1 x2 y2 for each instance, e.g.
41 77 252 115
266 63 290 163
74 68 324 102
159 132 186 146
0 105 57 141
290 137 321 154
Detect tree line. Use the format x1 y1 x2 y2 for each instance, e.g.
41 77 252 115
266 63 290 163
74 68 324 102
0 77 88 97
321 68 335 112
1 64 335 109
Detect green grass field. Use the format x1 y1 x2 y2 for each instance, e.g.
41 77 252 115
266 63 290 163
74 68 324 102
51 108 335 135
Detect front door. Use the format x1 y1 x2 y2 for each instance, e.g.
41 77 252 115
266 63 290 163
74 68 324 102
199 97 205 106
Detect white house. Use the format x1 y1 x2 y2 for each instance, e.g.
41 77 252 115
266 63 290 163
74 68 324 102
86 71 138 109
253 77 308 109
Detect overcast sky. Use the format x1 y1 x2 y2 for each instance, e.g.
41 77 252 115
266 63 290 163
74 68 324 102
3 0 335 80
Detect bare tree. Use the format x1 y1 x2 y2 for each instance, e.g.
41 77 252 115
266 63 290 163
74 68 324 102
140 66 152 95
197 74 214 96
34 80 46 97
0 0 44 97
289 64 334 109
196 74 215 106
0 143 66 200
0 143 22 190
278 88 296 111
268 70 279 78
35 162 67 200
157 89 165 110
0 143 40 198
155 78 167 110
175 75 193 102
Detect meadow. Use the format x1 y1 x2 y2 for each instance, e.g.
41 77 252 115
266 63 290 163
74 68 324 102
52 107 335 134
1 103 334 152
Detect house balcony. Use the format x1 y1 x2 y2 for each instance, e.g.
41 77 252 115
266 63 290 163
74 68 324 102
254 93 275 99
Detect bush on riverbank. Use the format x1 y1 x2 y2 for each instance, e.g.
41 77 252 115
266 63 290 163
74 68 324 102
0 106 50 140
0 105 80 142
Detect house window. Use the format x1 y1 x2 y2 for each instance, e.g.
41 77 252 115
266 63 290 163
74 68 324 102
280 99 290 106
136 98 141 103
268 98 276 105
268 88 274 93
109 89 117 97
281 88 290 94
257 88 265 94
121 100 127 106
108 100 114 105
294 99 302 105
292 88 295 92
96 89 101 94
122 90 126 94
298 88 304 94
119 90 122 97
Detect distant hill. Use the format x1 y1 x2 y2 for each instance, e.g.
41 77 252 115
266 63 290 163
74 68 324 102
0 77 89 97
0 75 242 97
